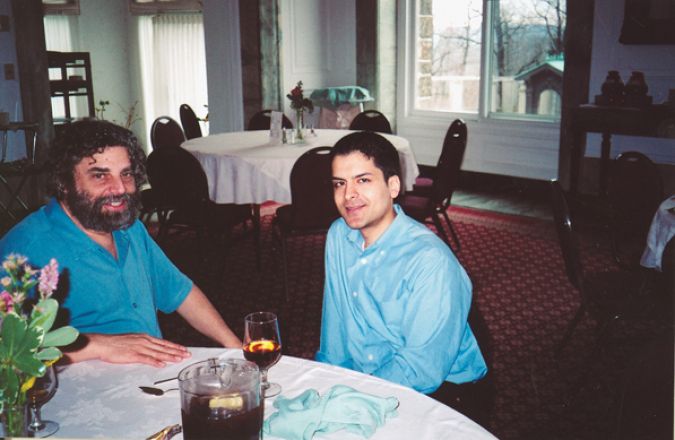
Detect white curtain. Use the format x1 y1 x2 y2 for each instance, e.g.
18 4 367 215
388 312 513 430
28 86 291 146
139 13 209 147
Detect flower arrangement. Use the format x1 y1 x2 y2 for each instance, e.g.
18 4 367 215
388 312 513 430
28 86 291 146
0 254 78 435
286 81 314 113
286 81 314 142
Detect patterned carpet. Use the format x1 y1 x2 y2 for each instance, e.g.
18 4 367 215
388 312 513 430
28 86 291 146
156 204 672 440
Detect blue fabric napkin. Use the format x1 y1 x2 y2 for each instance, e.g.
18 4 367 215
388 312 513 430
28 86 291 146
263 385 399 440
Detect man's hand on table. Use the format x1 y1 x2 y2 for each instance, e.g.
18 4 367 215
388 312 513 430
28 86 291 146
64 333 192 367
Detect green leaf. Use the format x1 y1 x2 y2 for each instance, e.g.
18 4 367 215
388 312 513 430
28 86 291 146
29 298 58 333
13 351 45 377
36 346 62 361
43 326 78 348
1 313 28 357
0 365 20 403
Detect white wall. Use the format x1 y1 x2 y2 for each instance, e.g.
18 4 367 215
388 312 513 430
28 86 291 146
0 0 26 161
586 0 675 165
279 0 356 125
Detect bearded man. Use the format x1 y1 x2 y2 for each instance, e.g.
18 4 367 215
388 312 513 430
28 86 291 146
0 120 241 366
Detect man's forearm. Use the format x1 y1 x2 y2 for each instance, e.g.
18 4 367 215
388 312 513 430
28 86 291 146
176 286 242 348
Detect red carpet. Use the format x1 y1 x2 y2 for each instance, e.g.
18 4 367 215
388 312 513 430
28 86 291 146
157 205 671 440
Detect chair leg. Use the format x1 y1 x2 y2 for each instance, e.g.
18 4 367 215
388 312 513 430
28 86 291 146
430 213 453 249
441 209 461 252
555 304 587 358
280 233 290 302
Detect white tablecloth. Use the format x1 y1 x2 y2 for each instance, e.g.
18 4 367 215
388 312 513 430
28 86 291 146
640 196 675 271
43 348 496 439
181 129 419 205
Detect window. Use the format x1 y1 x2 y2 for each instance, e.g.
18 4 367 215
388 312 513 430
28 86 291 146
43 0 80 15
412 0 565 119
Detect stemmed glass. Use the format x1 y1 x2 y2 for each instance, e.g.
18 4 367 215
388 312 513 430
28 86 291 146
243 311 282 398
27 365 59 437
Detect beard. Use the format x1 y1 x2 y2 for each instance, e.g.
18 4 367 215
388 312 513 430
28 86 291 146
65 188 141 233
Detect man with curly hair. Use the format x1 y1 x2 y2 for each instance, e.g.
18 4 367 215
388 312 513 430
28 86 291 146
0 120 241 366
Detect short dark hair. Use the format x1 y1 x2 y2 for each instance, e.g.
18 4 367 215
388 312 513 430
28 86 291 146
49 119 147 199
331 131 401 180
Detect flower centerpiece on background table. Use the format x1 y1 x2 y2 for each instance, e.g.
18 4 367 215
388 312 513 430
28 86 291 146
286 81 314 141
0 255 78 436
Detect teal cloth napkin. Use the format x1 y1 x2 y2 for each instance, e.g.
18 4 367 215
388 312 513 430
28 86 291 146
309 86 374 109
263 385 399 440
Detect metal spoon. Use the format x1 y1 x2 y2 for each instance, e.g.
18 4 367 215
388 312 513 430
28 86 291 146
139 386 178 396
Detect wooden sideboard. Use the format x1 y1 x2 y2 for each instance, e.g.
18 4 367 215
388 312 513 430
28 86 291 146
570 104 675 196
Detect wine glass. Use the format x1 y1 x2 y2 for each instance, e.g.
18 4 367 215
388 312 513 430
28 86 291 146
27 365 59 437
243 311 282 398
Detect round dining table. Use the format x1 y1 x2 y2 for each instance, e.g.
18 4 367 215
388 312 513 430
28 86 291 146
181 129 420 205
43 348 496 439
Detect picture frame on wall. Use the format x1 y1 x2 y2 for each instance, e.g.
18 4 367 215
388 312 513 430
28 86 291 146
620 0 675 44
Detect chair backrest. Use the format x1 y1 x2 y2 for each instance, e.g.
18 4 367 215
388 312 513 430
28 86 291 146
608 151 663 266
146 146 209 212
430 119 468 205
349 110 393 134
247 109 293 131
179 104 202 140
151 116 186 150
288 146 340 229
549 180 583 291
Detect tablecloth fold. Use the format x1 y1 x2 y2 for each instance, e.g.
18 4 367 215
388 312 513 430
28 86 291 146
263 385 399 440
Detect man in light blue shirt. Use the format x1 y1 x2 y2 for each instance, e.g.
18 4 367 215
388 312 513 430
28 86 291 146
317 131 488 417
0 120 242 367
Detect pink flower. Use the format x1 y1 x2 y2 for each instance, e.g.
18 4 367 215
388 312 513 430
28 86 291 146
38 258 59 299
0 290 13 312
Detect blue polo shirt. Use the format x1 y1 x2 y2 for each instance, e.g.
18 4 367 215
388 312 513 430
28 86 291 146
0 198 192 337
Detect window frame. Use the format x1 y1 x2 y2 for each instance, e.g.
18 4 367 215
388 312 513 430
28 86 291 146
400 0 563 124
129 0 202 15
43 0 80 15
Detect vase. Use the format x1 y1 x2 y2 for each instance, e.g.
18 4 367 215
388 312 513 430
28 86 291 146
295 108 305 142
0 402 28 437
600 70 624 105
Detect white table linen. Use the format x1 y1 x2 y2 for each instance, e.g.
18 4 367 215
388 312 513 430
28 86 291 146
640 195 675 271
181 129 419 205
44 348 496 439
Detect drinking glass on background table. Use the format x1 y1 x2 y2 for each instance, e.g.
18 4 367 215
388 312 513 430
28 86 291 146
27 365 59 437
243 311 282 398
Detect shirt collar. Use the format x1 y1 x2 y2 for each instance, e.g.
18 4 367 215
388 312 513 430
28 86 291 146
44 197 131 261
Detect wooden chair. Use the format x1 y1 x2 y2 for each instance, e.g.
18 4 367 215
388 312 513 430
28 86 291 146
247 109 293 131
273 146 340 300
349 110 393 134
151 116 186 150
399 119 467 251
179 104 202 140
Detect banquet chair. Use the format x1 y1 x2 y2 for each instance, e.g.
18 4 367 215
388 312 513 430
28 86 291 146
146 146 258 262
179 104 202 140
348 110 393 134
607 151 663 269
549 180 656 357
151 116 186 150
398 119 467 251
247 109 293 131
273 146 340 300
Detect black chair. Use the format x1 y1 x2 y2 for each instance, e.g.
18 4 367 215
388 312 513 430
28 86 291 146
399 119 467 251
247 109 293 131
146 146 257 261
179 104 202 140
151 116 186 150
549 180 655 357
607 151 663 269
348 110 393 134
273 146 340 300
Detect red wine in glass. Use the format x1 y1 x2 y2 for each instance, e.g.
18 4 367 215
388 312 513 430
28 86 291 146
243 312 282 397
